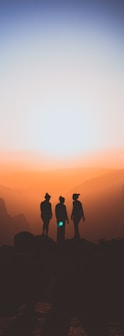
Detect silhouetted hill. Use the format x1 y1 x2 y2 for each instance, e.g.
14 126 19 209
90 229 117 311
0 198 30 245
0 235 124 322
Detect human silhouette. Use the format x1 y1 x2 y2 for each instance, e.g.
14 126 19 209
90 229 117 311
71 193 85 239
40 193 52 236
55 196 69 243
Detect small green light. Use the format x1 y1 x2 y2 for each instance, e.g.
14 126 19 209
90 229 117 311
58 221 64 227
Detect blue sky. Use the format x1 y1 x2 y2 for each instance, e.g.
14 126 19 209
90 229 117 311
0 0 124 161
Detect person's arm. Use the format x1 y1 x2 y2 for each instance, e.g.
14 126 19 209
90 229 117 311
81 203 85 221
40 202 42 216
71 203 74 220
65 206 69 224
49 203 52 219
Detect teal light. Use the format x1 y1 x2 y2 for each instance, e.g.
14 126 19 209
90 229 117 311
58 221 64 227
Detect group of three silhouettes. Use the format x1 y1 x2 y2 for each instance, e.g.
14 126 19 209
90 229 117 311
40 193 85 242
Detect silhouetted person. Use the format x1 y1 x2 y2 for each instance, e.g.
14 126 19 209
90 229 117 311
71 193 85 239
55 196 69 243
40 193 52 236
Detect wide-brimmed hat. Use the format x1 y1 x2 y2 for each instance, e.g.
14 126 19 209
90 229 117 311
72 193 80 200
45 193 51 199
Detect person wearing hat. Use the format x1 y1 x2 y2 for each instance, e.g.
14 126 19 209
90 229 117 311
40 193 52 236
71 193 85 239
55 196 69 243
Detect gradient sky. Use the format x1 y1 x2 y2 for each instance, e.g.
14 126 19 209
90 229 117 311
0 0 124 161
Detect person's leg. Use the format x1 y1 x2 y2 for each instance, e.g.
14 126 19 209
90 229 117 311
59 226 65 243
74 220 77 238
43 220 45 235
74 220 80 239
46 220 49 236
57 227 63 244
57 227 59 243
76 221 80 239
43 219 47 236
62 223 65 241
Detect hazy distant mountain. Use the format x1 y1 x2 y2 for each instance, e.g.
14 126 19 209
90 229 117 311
67 169 124 242
0 197 30 245
0 198 10 220
69 169 124 195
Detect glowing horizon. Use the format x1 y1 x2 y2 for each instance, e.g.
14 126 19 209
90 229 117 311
0 148 124 171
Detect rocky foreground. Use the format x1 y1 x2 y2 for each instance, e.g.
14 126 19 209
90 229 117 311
0 233 124 335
